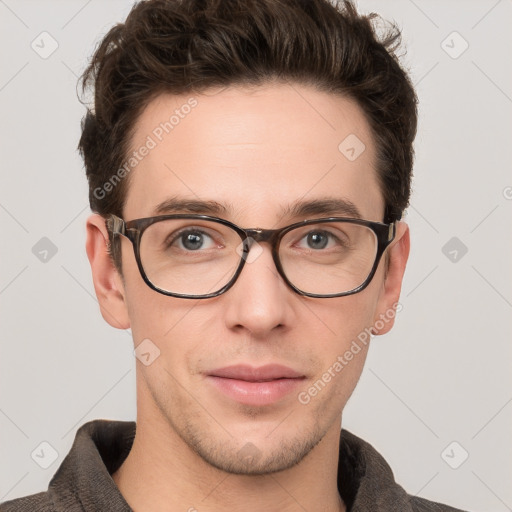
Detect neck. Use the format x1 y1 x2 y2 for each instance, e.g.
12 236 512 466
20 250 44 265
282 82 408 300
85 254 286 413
112 412 346 512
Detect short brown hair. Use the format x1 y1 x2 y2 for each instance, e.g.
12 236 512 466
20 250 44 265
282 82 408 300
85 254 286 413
78 0 417 226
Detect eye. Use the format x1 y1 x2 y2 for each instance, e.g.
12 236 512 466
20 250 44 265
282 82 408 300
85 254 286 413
296 230 343 250
171 229 217 251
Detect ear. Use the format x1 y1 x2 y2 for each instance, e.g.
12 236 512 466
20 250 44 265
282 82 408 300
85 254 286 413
372 221 410 335
85 214 130 330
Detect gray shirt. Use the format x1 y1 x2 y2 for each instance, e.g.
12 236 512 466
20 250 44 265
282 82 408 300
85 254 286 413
0 419 467 511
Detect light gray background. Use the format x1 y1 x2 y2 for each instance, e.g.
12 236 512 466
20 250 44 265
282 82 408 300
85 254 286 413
1 1 511 510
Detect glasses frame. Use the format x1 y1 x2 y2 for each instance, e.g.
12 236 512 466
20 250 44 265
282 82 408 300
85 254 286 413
107 213 396 299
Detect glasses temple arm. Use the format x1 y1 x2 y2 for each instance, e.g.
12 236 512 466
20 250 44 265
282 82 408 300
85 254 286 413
106 214 126 237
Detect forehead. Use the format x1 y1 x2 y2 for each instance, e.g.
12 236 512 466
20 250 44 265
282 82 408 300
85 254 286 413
124 83 384 224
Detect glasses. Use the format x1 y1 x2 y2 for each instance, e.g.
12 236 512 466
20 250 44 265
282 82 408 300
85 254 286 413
107 214 396 299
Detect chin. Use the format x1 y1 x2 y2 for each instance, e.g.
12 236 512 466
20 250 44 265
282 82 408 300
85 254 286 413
179 415 328 476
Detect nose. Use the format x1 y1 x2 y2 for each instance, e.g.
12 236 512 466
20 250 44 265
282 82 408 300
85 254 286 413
221 240 294 338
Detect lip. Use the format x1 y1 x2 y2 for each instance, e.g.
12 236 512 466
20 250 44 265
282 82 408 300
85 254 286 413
206 364 306 406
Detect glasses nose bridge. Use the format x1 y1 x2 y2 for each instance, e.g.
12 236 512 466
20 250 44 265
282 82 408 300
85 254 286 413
243 227 280 248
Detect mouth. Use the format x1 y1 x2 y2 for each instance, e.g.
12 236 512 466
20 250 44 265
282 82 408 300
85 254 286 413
206 364 306 406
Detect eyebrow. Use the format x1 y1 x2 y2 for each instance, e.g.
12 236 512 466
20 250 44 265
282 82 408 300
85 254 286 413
153 196 363 220
283 197 362 220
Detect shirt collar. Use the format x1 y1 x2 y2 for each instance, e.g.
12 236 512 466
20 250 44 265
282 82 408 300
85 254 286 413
47 419 415 511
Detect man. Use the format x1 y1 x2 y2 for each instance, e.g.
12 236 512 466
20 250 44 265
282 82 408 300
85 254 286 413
1 0 467 510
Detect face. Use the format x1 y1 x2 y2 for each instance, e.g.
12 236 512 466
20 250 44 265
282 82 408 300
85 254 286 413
87 82 409 475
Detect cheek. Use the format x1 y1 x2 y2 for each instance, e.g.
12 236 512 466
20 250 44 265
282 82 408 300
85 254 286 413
123 275 158 340
296 335 370 421
297 289 378 397
121 255 207 380
119 241 175 339
304 287 378 348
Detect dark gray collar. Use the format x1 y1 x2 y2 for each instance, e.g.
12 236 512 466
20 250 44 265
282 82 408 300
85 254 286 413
44 419 464 512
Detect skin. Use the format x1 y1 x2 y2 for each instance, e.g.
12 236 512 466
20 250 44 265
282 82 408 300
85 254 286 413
86 82 410 512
